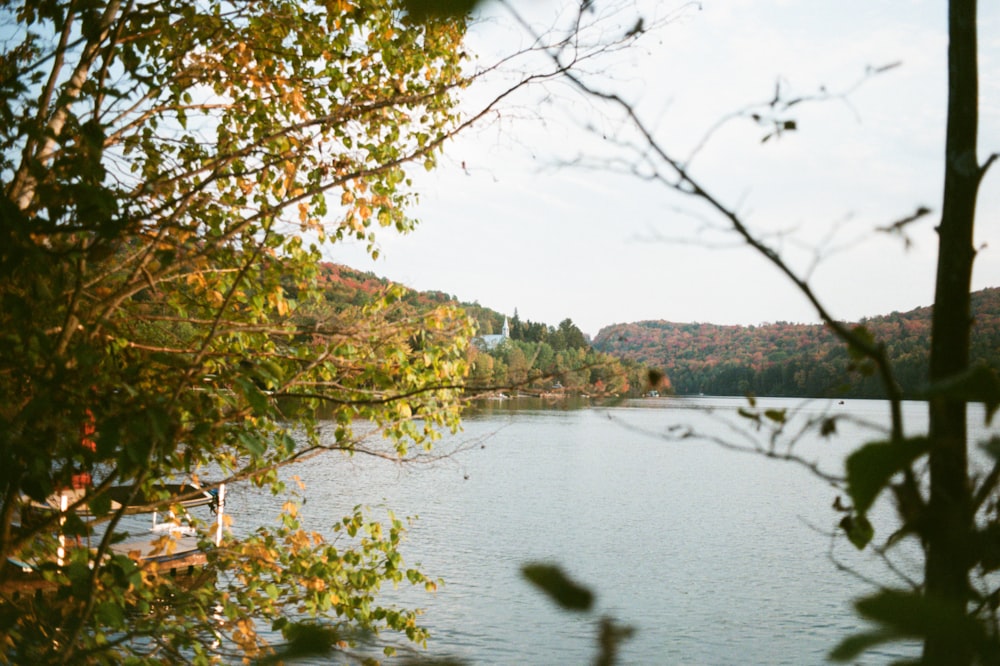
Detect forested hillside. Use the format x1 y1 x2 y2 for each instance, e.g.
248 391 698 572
315 263 651 396
593 287 1000 398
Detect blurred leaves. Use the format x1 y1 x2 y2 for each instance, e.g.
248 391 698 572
839 513 874 550
922 364 1000 425
521 562 635 665
830 589 1000 663
402 0 482 19
845 437 929 517
841 437 929 550
522 563 594 612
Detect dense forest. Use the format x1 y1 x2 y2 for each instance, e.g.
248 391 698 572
314 263 652 396
593 287 1000 398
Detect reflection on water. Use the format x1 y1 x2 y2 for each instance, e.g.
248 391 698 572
232 397 996 665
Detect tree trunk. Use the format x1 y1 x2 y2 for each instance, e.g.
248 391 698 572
923 0 980 663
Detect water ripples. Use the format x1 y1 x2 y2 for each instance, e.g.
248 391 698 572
229 398 996 664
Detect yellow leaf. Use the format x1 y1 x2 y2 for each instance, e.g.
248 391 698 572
185 273 207 288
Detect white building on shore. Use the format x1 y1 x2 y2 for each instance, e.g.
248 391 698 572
474 317 510 350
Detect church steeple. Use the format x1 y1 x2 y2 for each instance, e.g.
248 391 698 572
501 317 510 338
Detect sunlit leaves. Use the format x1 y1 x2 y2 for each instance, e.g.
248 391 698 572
1 0 472 660
213 504 437 651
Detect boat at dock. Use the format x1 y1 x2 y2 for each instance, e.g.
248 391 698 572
2 482 225 598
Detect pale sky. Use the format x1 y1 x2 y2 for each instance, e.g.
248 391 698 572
327 0 1000 338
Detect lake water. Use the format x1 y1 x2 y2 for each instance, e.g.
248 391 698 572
230 396 999 665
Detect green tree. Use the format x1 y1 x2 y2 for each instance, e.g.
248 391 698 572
557 318 588 351
0 0 481 661
505 346 530 385
509 308 523 339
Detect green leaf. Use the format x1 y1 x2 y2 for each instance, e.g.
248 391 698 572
829 629 899 662
839 513 874 550
62 511 90 537
238 431 267 457
89 491 112 517
234 375 270 415
264 622 339 663
281 432 296 455
837 589 1000 662
845 437 929 516
95 600 126 628
764 408 786 424
521 563 594 612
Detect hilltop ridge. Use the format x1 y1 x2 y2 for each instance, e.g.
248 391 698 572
593 287 1000 398
319 263 998 399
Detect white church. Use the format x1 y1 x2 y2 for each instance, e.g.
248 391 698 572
474 317 510 350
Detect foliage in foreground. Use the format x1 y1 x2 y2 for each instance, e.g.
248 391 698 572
0 0 474 661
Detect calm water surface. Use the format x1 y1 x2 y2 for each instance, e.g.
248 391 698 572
231 397 999 665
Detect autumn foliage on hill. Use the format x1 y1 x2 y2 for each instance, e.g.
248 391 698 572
315 263 652 396
593 287 1000 398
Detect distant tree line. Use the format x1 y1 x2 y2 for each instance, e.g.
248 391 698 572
593 288 1000 398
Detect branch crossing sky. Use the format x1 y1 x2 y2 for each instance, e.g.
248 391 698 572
329 0 1000 337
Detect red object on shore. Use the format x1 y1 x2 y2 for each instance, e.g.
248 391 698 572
81 409 96 452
